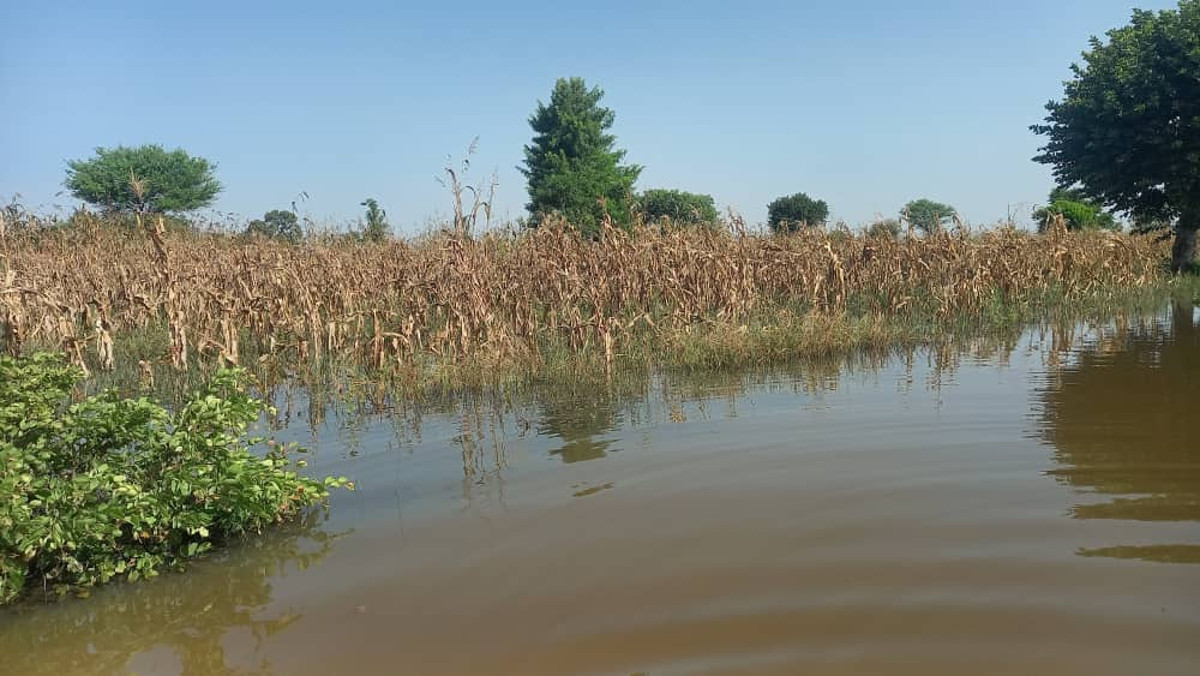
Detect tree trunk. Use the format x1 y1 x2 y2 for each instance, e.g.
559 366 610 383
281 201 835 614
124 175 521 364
1170 216 1198 273
1171 298 1195 338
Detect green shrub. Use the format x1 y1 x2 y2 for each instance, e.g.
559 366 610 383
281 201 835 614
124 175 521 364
1035 199 1119 232
246 209 303 243
866 218 902 238
767 192 829 233
1034 187 1119 233
0 353 350 604
638 189 720 226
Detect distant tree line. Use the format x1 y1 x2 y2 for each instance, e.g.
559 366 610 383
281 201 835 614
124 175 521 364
50 134 1123 244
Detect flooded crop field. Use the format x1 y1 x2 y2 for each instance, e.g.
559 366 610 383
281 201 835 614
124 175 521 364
3 305 1198 675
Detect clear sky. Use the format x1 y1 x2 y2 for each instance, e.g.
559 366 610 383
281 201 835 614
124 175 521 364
0 0 1180 232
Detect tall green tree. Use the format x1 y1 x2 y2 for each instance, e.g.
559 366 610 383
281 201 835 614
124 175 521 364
767 193 828 233
64 145 222 214
1032 1 1200 271
901 198 956 234
520 77 642 235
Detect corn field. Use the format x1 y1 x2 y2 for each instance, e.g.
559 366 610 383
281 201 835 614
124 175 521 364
0 214 1170 379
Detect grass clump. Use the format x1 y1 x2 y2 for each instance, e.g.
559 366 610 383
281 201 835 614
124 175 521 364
0 353 350 605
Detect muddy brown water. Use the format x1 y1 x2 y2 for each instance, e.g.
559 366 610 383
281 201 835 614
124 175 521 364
2 306 1199 675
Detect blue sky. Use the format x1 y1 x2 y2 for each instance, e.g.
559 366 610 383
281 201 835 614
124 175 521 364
0 0 1180 231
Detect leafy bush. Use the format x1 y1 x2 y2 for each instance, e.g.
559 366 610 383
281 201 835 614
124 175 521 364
1033 187 1119 233
767 193 829 233
866 218 902 238
246 209 303 243
0 353 350 604
638 189 720 226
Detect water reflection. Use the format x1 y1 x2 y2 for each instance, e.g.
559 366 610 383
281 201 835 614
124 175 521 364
1039 301 1200 563
0 515 346 675
535 380 625 463
7 307 1200 675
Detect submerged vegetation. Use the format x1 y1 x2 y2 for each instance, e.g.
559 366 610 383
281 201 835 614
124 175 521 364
0 353 349 605
0 209 1177 395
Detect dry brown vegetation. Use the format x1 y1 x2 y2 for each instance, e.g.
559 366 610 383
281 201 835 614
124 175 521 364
0 211 1171 385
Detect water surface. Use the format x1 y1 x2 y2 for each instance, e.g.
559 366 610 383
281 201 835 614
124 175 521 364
3 306 1199 675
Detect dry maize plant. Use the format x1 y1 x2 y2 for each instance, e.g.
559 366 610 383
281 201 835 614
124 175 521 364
0 213 1169 378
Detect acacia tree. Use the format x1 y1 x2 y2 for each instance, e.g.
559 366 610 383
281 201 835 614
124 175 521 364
1033 1 1200 271
64 145 221 214
901 198 956 234
520 77 642 235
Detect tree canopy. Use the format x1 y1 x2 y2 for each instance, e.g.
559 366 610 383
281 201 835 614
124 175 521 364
246 209 302 243
359 198 389 243
901 198 956 234
1033 187 1119 233
767 193 829 233
64 145 222 214
1032 0 1200 270
520 77 642 235
638 189 719 226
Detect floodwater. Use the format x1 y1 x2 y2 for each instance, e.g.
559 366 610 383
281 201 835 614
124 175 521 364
2 305 1199 675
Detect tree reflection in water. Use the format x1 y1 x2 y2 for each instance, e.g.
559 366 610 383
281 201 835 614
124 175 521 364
536 380 625 464
1040 301 1200 563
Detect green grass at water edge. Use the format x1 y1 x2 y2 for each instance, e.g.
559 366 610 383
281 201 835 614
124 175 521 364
65 277 1195 408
